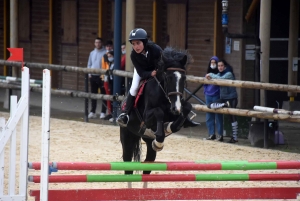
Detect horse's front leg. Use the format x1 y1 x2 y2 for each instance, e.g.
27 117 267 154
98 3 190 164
164 101 192 134
144 107 165 152
141 137 157 188
152 107 165 151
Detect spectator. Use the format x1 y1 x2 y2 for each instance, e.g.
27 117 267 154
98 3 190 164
101 40 114 120
205 59 238 143
87 37 107 119
203 56 224 141
120 42 126 95
104 51 115 122
121 42 126 71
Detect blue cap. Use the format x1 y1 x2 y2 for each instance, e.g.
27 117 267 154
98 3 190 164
210 56 219 62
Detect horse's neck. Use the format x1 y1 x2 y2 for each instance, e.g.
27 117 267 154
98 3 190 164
155 72 165 83
146 76 165 97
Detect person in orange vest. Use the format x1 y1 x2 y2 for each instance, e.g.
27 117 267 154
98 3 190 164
101 40 114 120
105 51 115 122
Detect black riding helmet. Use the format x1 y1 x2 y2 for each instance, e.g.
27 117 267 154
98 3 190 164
128 28 148 47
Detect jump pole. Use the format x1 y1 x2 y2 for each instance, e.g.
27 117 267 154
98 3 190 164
28 161 300 171
29 187 300 200
28 173 300 183
40 69 51 201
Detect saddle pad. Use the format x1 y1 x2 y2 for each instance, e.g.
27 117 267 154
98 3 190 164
120 79 148 110
134 79 148 108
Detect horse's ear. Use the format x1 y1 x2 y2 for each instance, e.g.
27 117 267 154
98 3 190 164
180 55 187 67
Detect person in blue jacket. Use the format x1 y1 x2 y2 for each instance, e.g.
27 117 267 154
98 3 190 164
203 56 224 141
205 59 238 143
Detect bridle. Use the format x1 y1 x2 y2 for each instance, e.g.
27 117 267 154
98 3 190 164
154 67 186 103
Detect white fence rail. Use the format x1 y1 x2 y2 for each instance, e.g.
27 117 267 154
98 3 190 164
0 67 30 201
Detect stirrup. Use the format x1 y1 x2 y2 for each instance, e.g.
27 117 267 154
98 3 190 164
190 111 197 120
116 113 129 127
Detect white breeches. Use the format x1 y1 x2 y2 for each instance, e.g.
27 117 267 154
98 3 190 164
129 68 141 97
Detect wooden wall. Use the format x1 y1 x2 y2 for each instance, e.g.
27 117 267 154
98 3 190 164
30 0 49 80
186 0 216 103
135 0 153 40
222 0 245 108
77 0 99 91
0 0 4 75
0 0 248 108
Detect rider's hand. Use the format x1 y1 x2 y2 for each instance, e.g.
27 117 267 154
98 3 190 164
151 70 157 77
205 74 211 80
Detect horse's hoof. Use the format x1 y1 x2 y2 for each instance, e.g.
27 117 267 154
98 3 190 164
152 140 164 152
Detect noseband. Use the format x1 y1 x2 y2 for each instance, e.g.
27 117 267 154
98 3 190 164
154 67 186 103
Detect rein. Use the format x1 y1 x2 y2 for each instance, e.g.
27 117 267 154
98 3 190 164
154 67 186 103
154 76 171 103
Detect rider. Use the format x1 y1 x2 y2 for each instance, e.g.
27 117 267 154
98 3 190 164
117 28 199 128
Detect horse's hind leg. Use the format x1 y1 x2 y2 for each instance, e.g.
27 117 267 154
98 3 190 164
142 137 157 174
120 127 142 188
120 127 141 174
142 137 157 188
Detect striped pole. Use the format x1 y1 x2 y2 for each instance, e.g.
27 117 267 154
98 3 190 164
0 79 42 87
0 75 43 85
28 161 300 171
28 173 300 183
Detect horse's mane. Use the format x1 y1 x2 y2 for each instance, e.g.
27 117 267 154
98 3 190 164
158 47 193 70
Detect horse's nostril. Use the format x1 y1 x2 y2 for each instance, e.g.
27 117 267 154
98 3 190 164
171 106 182 115
171 110 180 115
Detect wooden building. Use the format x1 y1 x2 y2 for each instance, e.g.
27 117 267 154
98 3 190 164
0 0 299 109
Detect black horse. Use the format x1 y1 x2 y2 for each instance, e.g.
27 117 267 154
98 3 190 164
120 47 194 176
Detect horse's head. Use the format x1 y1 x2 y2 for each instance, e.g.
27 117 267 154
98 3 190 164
159 47 193 115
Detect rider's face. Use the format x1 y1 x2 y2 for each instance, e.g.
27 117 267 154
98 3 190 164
131 40 144 54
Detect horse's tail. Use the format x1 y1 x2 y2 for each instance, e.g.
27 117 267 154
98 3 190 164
133 137 141 162
120 127 142 162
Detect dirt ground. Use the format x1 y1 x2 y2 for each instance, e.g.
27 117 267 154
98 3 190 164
1 111 300 201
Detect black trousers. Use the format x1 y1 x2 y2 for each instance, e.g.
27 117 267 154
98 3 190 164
90 75 106 113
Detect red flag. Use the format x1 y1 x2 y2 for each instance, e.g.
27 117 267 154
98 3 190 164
7 48 23 62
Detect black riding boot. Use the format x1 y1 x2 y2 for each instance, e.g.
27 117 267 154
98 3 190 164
117 94 135 127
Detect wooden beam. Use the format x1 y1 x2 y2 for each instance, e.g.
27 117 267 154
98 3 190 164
192 104 300 123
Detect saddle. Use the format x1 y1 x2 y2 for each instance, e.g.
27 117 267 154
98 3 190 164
121 79 150 110
121 78 152 135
